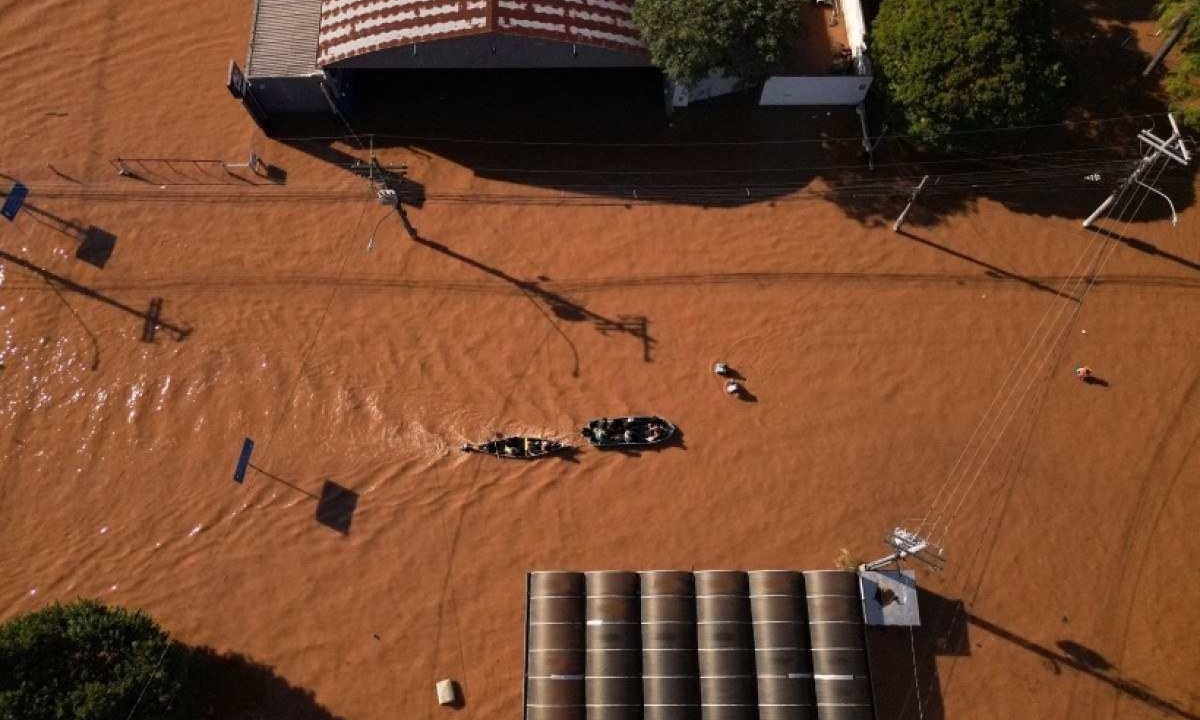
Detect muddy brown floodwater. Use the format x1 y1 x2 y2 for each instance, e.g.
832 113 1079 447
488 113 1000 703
1 2 1197 720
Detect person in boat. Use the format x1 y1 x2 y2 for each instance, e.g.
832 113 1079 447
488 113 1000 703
645 424 664 443
623 429 635 442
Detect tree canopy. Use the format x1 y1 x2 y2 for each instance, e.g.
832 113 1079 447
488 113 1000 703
631 0 804 85
1158 0 1200 126
0 600 187 720
871 0 1068 143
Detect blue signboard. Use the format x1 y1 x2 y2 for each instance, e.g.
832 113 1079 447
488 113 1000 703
233 437 255 483
2 182 28 221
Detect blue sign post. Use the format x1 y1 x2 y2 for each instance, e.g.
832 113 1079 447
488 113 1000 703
233 437 255 483
2 182 28 221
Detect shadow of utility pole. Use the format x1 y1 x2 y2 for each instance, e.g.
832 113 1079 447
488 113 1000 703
881 585 1199 720
0 249 192 340
1087 226 1200 274
896 230 1080 301
394 205 654 365
967 612 1198 720
246 463 359 536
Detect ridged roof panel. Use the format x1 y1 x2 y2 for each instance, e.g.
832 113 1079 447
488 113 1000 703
317 0 644 67
248 0 324 77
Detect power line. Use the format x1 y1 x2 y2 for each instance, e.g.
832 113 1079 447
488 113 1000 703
900 159 1178 719
922 119 1192 545
910 137 1179 554
926 156 1172 549
269 112 1169 147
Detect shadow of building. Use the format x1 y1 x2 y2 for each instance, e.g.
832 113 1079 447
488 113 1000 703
264 2 1194 226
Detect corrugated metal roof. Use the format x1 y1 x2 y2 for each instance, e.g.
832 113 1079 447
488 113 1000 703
525 571 877 720
247 0 324 78
316 0 644 68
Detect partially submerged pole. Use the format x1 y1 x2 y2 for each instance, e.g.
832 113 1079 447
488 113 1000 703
1082 194 1117 229
892 175 930 233
1144 20 1188 77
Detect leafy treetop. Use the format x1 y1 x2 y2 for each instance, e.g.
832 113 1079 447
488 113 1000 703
0 599 187 720
871 0 1068 144
632 0 805 85
1158 0 1200 126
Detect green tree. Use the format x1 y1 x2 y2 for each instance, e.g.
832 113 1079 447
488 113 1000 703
632 0 805 85
1158 0 1200 126
872 0 1068 144
0 600 187 720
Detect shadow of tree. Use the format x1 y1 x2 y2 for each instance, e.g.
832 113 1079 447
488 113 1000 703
183 646 345 720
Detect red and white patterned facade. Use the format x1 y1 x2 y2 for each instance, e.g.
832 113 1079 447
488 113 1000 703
317 0 644 67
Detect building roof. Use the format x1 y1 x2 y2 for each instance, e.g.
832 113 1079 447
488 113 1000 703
316 0 645 67
247 0 324 77
525 570 877 720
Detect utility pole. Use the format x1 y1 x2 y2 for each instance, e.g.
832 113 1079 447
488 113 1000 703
892 175 930 233
1144 19 1188 77
1083 113 1192 229
859 527 945 573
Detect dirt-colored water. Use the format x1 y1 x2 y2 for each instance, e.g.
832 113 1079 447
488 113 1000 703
1 2 1198 720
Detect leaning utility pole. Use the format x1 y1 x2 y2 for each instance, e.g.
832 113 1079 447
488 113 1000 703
892 175 930 232
1082 113 1192 229
1144 19 1188 77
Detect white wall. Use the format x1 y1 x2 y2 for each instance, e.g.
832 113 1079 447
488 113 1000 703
840 0 872 74
841 0 869 54
671 69 742 107
758 75 873 106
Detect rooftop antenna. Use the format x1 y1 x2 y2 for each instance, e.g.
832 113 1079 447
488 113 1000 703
859 526 945 573
1083 113 1191 229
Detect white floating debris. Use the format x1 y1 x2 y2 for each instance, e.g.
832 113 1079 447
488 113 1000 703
108 584 118 592
99 526 108 535
28 588 37 596
188 524 203 537
436 679 457 706
1081 329 1088 334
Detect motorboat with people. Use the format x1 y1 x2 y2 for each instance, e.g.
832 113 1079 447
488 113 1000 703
461 436 567 459
580 416 676 448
